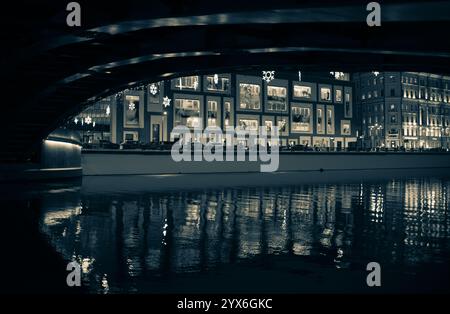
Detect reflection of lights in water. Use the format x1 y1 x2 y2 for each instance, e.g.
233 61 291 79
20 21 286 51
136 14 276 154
38 178 450 293
101 274 109 293
75 220 81 235
293 243 310 256
207 202 217 220
162 219 168 246
186 203 200 222
320 237 331 248
81 257 95 274
43 206 82 226
369 187 384 223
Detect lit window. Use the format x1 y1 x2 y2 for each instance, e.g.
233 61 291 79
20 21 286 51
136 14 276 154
320 88 331 101
238 119 258 131
174 76 199 90
341 120 351 135
326 107 335 134
267 86 287 111
207 101 218 127
174 98 201 129
264 120 273 132
239 83 261 110
124 95 140 127
224 102 232 126
293 85 312 98
317 108 325 134
344 92 352 118
291 106 312 132
335 89 342 102
206 76 229 92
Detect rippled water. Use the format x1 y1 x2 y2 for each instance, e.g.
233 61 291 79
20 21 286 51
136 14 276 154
38 176 450 293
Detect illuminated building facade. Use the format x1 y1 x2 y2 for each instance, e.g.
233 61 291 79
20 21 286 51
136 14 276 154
70 71 357 149
354 72 450 150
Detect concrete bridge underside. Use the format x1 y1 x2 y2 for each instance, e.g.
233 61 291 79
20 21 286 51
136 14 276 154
2 0 450 161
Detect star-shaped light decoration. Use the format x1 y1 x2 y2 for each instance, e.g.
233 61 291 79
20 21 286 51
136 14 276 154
128 102 136 110
163 96 171 108
262 71 275 83
74 117 79 124
85 116 92 125
149 83 158 95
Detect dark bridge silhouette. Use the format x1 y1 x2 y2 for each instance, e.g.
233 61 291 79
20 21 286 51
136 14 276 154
2 0 450 161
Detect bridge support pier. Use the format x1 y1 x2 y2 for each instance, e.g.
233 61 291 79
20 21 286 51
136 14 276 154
0 129 82 182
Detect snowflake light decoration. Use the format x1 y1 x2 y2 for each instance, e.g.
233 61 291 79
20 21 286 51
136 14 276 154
213 74 219 85
85 116 92 125
74 117 78 124
128 102 136 110
149 83 158 95
106 105 110 116
262 71 275 83
163 96 171 108
330 71 345 80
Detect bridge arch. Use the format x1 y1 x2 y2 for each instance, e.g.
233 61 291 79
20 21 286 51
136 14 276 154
2 0 450 160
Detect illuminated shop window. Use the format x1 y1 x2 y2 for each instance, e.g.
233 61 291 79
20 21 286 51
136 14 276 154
174 76 199 90
224 101 232 126
293 85 312 99
277 117 289 136
264 120 273 132
239 83 261 110
341 120 351 135
267 86 287 111
344 92 352 118
238 119 259 131
207 100 218 127
124 95 141 128
206 76 230 92
291 105 312 132
327 106 335 134
317 107 325 134
335 89 342 102
321 88 331 101
174 98 201 129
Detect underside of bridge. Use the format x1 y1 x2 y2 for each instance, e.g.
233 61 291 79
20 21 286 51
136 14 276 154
1 0 450 161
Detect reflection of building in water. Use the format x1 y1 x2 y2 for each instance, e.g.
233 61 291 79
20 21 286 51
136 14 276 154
40 179 450 293
401 179 450 266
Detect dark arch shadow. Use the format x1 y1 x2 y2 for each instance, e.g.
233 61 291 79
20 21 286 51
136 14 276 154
2 0 450 160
